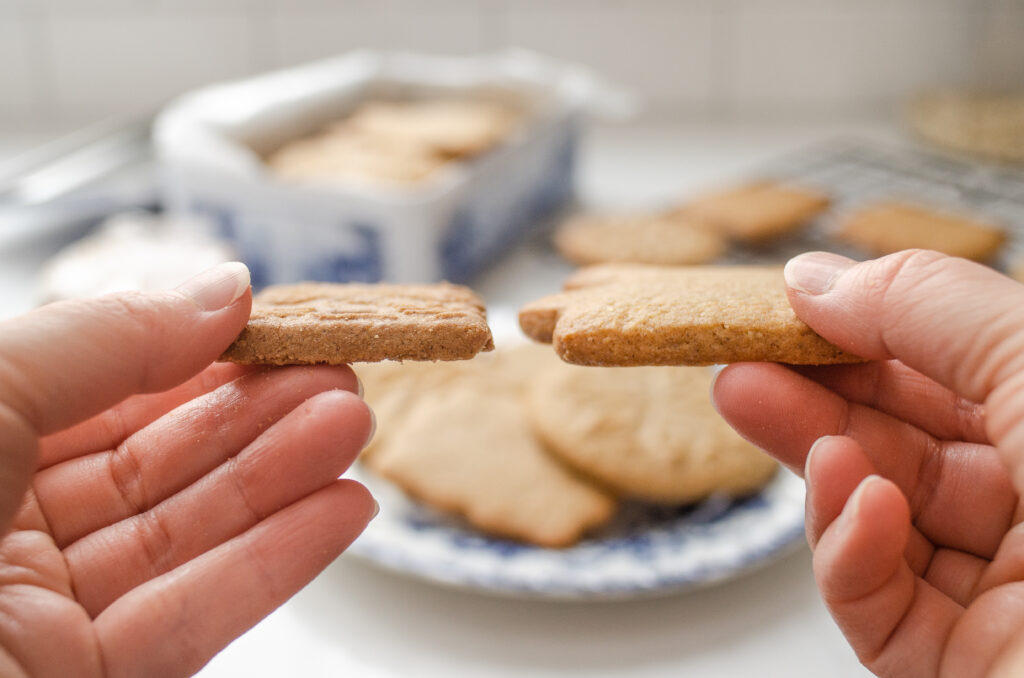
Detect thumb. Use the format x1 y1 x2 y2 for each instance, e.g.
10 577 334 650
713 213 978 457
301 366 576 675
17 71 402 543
0 261 252 436
784 249 1024 474
0 262 251 533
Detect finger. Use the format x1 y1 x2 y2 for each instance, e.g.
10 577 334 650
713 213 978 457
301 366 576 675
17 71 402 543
814 475 961 678
792 360 988 445
94 479 375 678
66 389 373 615
713 362 1017 558
784 251 1024 476
804 435 876 548
804 435 986 604
35 365 361 547
38 362 257 467
0 261 252 437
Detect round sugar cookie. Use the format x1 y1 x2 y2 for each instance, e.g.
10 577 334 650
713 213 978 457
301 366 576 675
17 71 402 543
526 364 777 504
554 213 727 266
356 345 617 548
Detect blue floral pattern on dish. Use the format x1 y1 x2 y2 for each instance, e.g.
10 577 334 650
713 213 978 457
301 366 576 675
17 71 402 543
347 466 806 599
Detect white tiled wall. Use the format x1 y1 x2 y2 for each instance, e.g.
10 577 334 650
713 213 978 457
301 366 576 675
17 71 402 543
1 0 1020 124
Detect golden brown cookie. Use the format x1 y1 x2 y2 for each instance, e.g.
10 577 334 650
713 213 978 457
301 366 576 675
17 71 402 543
836 201 1006 262
519 264 862 366
526 364 777 504
220 282 494 365
910 91 1024 164
266 128 447 186
553 212 727 266
680 181 830 242
357 346 617 548
345 99 519 158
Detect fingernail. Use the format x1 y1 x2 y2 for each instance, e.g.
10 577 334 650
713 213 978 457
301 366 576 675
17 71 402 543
355 374 364 399
838 475 878 533
177 262 251 311
370 499 380 520
785 252 855 296
805 435 833 477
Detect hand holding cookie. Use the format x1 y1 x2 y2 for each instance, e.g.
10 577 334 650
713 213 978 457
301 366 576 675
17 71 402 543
0 263 377 676
713 249 1024 676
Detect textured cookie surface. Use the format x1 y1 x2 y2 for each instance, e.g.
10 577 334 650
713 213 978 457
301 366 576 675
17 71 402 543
357 346 617 548
519 264 862 366
837 201 1006 262
681 181 830 242
554 213 727 266
527 364 777 503
220 282 494 365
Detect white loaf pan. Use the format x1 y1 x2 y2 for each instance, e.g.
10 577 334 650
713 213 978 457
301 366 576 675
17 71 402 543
154 50 631 286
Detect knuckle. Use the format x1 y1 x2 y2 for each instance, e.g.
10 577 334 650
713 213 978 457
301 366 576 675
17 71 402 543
108 440 147 516
133 508 175 577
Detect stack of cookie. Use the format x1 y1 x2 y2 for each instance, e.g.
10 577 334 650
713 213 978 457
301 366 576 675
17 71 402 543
357 345 778 548
265 98 521 187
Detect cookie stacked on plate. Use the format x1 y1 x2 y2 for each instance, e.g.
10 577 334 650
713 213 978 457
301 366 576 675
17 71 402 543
356 345 778 548
265 98 522 187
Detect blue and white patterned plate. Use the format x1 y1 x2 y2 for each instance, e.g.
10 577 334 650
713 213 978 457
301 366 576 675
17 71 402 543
347 464 806 599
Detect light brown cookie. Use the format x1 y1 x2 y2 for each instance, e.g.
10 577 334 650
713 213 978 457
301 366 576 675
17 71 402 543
527 364 777 504
554 212 727 266
220 282 494 365
680 181 830 242
357 346 618 548
519 264 862 366
910 91 1024 164
345 99 519 158
266 128 447 186
836 201 1006 262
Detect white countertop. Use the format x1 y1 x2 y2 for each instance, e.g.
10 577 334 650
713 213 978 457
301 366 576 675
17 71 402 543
0 119 894 678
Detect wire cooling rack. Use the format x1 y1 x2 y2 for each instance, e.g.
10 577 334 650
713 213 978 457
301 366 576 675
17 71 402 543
733 139 1024 270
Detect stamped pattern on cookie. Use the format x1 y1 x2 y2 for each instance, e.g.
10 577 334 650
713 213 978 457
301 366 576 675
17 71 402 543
220 281 494 365
519 264 862 366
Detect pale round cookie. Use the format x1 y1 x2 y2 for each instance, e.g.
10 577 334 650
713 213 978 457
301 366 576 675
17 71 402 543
356 346 617 548
526 363 778 504
554 213 727 266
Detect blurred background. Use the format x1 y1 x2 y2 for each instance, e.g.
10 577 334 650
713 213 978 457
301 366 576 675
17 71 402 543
3 3 1024 678
1 0 1023 127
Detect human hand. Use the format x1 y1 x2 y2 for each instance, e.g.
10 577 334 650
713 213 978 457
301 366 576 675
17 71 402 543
0 262 376 677
712 249 1024 678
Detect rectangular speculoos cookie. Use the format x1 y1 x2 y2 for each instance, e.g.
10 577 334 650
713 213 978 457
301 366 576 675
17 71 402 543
221 281 494 365
519 264 862 367
837 201 1006 262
